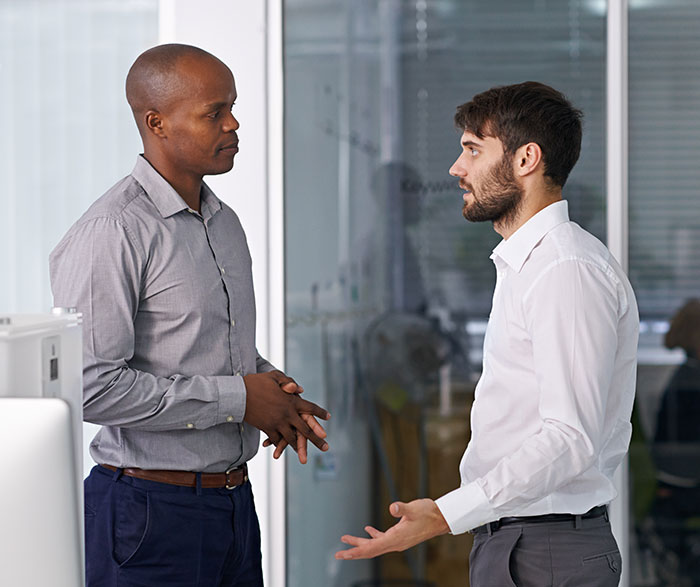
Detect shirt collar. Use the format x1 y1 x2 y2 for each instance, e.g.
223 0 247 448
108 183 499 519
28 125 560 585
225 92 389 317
130 155 222 220
199 181 222 220
491 200 570 272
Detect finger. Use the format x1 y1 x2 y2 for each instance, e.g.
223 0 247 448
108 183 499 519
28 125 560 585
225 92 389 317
293 414 319 441
281 382 301 394
291 414 328 451
390 502 406 519
335 536 382 560
282 379 304 394
365 526 383 539
335 547 356 560
279 425 298 448
302 413 327 438
295 397 331 420
335 547 366 560
263 434 284 449
270 370 301 392
340 534 367 547
265 430 282 446
296 431 308 464
267 369 285 381
273 440 287 459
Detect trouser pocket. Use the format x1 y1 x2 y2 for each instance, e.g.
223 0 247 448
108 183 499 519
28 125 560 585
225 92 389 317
470 528 522 587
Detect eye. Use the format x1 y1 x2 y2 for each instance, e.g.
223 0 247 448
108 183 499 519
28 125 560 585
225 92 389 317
470 148 479 157
208 111 220 120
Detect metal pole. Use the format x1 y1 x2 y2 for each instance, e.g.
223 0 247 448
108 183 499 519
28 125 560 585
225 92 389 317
606 2 630 586
265 1 286 586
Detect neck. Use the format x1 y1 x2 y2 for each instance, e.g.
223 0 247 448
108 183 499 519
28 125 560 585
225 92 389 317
142 151 203 212
494 188 562 239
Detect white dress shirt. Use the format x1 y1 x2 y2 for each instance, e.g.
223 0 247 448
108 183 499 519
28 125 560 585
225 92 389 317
435 200 639 535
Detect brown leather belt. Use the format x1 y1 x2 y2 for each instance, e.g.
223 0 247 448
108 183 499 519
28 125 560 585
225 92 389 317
101 463 248 489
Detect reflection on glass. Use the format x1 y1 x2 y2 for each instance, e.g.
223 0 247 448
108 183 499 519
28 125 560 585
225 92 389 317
284 1 605 585
630 306 700 585
629 1 700 584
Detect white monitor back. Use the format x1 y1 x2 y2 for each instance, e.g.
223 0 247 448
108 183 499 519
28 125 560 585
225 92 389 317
0 398 84 587
0 311 83 479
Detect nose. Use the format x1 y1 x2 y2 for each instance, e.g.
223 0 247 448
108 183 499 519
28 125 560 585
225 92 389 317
449 152 467 178
223 111 240 132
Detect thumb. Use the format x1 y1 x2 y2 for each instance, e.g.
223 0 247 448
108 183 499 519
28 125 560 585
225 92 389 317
390 502 405 519
282 381 302 394
268 370 287 384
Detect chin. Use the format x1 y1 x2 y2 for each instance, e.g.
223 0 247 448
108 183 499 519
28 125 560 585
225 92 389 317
207 159 235 176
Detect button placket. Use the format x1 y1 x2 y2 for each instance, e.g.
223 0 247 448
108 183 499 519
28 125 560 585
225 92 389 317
202 220 237 378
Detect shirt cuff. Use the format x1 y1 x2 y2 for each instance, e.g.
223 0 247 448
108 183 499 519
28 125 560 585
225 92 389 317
435 481 497 535
213 375 247 424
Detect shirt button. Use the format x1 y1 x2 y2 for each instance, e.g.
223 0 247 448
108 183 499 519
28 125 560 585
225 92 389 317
219 266 225 275
186 423 194 429
226 416 234 423
230 319 236 327
235 371 241 377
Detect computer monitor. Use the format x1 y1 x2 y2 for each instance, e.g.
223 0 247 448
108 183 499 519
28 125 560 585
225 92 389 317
0 398 84 587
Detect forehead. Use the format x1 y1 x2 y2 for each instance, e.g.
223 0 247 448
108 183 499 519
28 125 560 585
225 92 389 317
171 56 237 107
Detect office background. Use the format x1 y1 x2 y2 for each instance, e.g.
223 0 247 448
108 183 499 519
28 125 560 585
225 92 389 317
2 1 700 586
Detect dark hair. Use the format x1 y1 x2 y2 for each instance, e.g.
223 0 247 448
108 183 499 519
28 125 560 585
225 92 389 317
454 81 583 188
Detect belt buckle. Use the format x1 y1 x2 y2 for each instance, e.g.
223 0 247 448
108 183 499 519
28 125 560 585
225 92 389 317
224 465 248 490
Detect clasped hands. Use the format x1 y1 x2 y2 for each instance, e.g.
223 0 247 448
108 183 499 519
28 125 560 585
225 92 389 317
242 371 450 560
243 370 329 464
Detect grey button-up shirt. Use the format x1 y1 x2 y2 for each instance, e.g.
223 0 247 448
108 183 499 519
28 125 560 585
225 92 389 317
50 156 274 472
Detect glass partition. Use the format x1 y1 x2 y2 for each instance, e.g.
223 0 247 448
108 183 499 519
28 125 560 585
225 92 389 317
628 1 700 584
284 1 606 585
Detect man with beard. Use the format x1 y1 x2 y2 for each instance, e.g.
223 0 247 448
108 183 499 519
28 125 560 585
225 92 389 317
51 44 329 586
335 81 639 587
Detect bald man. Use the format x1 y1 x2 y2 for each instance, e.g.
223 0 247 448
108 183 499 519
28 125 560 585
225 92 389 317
50 44 328 586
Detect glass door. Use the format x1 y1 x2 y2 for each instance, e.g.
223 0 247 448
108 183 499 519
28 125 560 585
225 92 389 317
628 1 700 584
284 1 607 586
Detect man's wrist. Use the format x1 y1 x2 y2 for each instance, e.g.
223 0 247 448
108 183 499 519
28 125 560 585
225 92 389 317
429 499 451 536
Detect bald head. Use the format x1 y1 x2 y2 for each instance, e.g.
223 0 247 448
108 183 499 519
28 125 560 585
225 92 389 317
126 44 231 135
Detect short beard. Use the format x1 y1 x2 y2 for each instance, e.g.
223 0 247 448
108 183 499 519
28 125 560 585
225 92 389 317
462 155 524 228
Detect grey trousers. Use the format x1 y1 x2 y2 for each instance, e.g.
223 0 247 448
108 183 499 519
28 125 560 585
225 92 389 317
469 514 621 586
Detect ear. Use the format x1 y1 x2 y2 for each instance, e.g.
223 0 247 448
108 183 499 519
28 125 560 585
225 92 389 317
144 110 166 139
514 142 543 178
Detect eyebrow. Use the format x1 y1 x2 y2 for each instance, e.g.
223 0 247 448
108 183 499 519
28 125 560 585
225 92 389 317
462 140 482 148
203 100 233 110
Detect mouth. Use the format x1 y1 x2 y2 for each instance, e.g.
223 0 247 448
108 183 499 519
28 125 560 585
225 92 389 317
460 183 473 200
219 142 239 154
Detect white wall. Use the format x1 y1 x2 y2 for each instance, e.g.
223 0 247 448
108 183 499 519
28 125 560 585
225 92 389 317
157 1 286 584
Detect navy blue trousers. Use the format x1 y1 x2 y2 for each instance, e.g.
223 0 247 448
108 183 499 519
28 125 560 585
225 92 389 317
84 465 264 587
